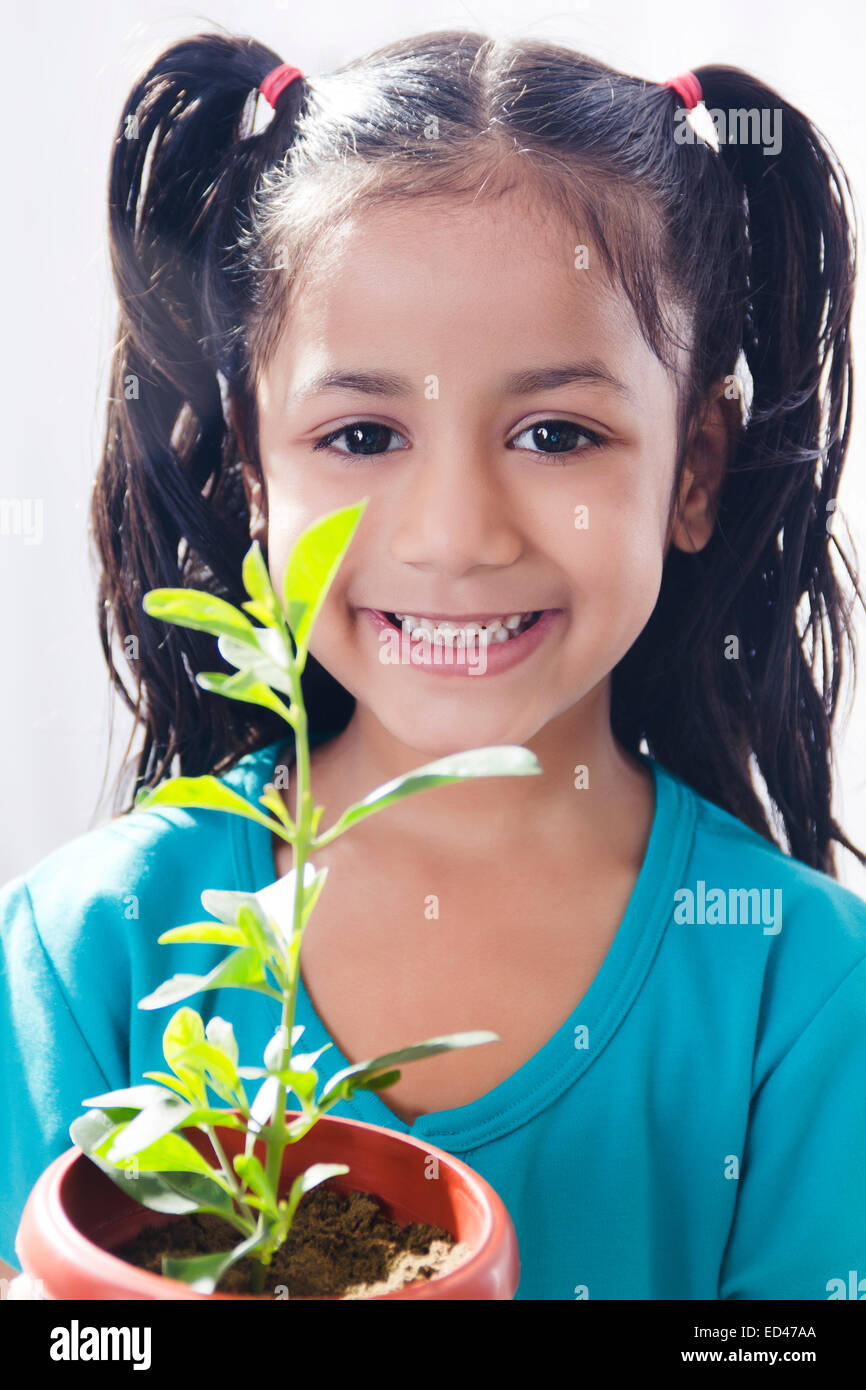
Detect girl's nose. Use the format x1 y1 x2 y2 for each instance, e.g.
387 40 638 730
388 445 523 576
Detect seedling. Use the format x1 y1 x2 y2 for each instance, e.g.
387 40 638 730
70 499 542 1293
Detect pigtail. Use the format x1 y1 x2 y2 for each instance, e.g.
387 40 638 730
91 34 305 806
621 66 863 874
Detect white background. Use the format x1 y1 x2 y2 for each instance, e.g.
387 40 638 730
1 0 864 894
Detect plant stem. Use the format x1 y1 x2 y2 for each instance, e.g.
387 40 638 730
204 1123 258 1231
251 1257 268 1296
263 648 312 1205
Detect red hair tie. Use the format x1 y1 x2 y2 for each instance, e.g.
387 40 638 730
662 72 702 110
259 63 304 109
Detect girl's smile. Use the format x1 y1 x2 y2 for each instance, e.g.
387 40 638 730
359 605 565 677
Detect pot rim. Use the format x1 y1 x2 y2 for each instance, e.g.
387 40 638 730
17 1109 518 1300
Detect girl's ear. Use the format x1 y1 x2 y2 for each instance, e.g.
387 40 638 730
668 381 739 554
241 462 268 546
230 397 268 546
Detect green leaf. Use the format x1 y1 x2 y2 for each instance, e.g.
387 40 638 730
260 1029 328 1104
174 1040 241 1095
282 501 369 671
138 948 282 1010
238 1023 306 1086
142 589 260 647
195 669 292 722
70 1108 129 1155
255 863 330 941
357 1068 401 1092
284 1113 318 1141
200 887 268 921
233 1153 277 1216
205 1016 239 1068
163 1007 206 1094
80 1084 172 1110
262 1025 291 1072
96 1124 225 1182
106 1094 194 1161
319 1031 500 1106
216 631 296 698
280 1070 318 1104
241 541 281 623
241 598 280 628
162 1228 265 1294
142 1071 194 1101
200 889 262 922
141 1169 241 1220
70 1111 236 1217
313 747 543 846
236 903 275 961
236 1194 273 1215
180 1106 244 1128
134 775 285 833
249 1075 280 1133
281 1044 332 1073
200 890 285 961
157 921 249 948
300 866 329 928
259 784 294 831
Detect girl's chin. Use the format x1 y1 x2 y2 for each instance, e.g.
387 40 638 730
357 691 546 753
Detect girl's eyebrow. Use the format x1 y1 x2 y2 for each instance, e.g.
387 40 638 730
291 361 634 404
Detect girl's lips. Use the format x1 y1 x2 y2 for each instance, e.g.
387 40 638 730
359 607 563 677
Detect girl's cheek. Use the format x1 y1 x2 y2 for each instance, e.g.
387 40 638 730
264 487 347 585
563 499 666 632
559 482 661 564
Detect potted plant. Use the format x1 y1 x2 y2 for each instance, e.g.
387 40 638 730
15 499 538 1300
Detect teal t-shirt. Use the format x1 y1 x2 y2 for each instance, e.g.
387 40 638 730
2 731 866 1300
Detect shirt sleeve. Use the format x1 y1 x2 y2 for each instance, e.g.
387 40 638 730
719 952 866 1299
0 875 117 1271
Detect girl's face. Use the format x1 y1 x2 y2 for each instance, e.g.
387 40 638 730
244 191 721 756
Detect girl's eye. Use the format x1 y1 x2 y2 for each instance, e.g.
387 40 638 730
508 420 606 460
313 422 407 459
311 417 606 463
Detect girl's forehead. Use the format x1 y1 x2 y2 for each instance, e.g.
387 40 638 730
283 195 634 323
293 192 603 289
262 198 676 410
248 167 683 393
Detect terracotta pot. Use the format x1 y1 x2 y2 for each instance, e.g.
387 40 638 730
16 1110 519 1300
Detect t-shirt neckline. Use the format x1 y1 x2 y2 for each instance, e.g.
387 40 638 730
238 733 696 1152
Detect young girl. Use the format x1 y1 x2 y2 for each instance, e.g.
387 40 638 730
2 29 865 1301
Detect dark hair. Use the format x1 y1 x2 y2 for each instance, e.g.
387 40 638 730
91 27 865 876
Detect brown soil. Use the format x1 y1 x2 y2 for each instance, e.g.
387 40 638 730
113 1185 471 1298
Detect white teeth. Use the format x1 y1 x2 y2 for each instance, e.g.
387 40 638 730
390 611 536 645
